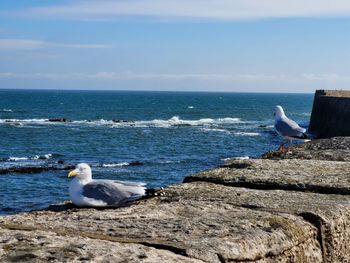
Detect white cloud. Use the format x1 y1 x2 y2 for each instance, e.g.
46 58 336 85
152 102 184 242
19 0 350 21
0 39 112 50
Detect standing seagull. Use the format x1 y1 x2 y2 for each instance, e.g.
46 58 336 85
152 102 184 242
274 105 307 152
68 163 147 207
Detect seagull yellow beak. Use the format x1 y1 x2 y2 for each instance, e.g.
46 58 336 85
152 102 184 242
68 169 78 177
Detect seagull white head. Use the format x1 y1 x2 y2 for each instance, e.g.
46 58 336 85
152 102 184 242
274 105 286 119
68 163 92 181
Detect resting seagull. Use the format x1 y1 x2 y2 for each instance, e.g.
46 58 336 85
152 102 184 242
274 105 307 152
68 163 147 207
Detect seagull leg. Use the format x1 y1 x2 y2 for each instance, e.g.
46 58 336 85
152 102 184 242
278 143 287 153
278 137 291 153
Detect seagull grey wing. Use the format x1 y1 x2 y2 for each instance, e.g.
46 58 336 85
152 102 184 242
83 181 142 206
275 118 306 137
111 180 146 187
99 179 146 196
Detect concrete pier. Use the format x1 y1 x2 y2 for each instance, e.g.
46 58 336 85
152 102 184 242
309 90 350 138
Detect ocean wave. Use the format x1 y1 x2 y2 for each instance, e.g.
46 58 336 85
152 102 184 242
234 132 260 136
200 128 231 134
0 119 51 125
1 109 13 112
222 156 250 162
2 153 61 162
127 116 242 128
0 116 243 128
102 162 130 167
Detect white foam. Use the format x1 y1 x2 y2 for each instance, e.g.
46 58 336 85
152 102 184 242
233 156 250 160
0 116 243 128
134 116 242 128
1 109 13 112
102 162 130 167
6 153 55 162
201 128 231 134
0 119 50 125
234 132 260 136
32 154 53 160
222 156 250 161
8 157 29 161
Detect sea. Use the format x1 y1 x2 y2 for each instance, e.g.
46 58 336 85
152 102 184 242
0 90 313 215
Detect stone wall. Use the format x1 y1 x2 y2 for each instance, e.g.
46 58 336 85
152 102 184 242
309 90 350 138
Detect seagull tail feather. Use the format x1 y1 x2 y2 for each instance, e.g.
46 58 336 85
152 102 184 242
145 187 165 197
290 133 308 140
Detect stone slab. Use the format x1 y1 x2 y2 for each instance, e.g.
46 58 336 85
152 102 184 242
0 228 201 263
165 182 350 262
0 195 321 262
186 159 350 194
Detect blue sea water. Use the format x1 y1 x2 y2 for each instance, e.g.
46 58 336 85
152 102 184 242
0 90 313 215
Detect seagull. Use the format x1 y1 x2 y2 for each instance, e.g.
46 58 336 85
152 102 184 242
68 163 147 207
274 105 307 152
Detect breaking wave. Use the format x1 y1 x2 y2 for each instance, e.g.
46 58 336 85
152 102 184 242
222 156 250 162
102 162 130 167
1 153 61 162
234 132 261 136
0 116 243 128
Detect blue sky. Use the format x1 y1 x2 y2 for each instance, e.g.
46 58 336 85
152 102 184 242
1 1 350 92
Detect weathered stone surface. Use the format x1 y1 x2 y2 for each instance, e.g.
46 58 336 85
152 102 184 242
165 182 350 262
186 159 350 194
0 195 322 262
0 228 200 263
262 137 350 161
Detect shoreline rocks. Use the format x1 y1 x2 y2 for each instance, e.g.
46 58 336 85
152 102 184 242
1 137 350 262
0 165 74 175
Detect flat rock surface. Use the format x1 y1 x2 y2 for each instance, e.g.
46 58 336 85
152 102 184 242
186 159 350 194
0 196 321 263
165 182 350 262
0 228 201 263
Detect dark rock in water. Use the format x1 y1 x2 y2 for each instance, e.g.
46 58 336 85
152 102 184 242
258 125 267 128
48 118 69 123
112 119 129 123
57 160 64 164
0 165 75 175
129 161 143 166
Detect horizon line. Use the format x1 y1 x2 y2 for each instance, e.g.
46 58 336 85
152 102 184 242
0 87 315 94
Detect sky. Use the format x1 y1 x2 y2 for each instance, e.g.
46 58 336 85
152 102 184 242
1 1 350 92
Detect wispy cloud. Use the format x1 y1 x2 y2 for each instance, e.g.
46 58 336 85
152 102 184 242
17 0 350 21
302 73 350 82
0 39 112 50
